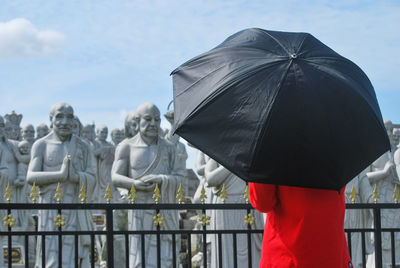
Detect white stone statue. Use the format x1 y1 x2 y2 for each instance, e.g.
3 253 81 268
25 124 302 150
344 168 374 268
4 110 22 141
81 123 96 147
21 124 35 145
36 123 50 139
71 116 82 137
393 128 400 149
205 158 263 268
124 110 139 139
110 128 124 146
27 102 97 268
366 119 400 267
94 125 119 202
164 110 188 171
112 102 184 268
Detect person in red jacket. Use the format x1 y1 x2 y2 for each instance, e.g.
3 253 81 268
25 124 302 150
249 183 353 268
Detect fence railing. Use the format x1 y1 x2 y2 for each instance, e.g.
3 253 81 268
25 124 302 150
0 203 399 267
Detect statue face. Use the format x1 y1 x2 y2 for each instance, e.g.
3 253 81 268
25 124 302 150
5 122 20 140
18 143 30 155
51 106 74 139
22 125 35 142
81 126 94 141
36 126 49 138
139 107 161 139
97 127 108 141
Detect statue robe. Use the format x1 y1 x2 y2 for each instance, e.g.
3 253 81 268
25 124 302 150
33 135 96 268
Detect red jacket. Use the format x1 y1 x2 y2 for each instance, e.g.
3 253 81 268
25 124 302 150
249 183 352 268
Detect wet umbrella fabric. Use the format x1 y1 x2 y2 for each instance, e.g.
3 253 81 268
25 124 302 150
171 28 390 190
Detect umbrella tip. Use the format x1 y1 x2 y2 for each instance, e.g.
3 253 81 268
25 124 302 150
290 53 297 59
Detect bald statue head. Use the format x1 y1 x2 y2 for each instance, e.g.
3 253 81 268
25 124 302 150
137 102 161 144
49 102 74 141
96 124 108 142
36 123 50 139
124 110 140 138
21 123 35 143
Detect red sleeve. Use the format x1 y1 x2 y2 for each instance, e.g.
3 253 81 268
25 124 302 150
249 182 278 213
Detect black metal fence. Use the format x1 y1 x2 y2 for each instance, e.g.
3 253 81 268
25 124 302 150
0 203 398 268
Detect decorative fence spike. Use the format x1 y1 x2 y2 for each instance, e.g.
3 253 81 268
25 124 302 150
30 182 39 204
54 182 63 204
153 184 161 204
220 184 227 204
3 214 16 228
200 185 207 204
199 214 210 226
373 184 379 204
243 185 250 204
128 184 137 204
394 184 399 204
176 183 185 204
4 182 12 203
54 214 66 228
244 213 255 226
152 213 165 227
349 185 357 204
104 184 112 204
79 183 87 204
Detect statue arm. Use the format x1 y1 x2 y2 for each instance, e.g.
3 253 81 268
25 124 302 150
111 143 137 189
367 161 394 184
27 142 68 186
204 158 231 187
195 151 206 177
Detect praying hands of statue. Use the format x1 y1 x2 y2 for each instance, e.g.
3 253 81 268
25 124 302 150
140 174 163 185
133 179 157 192
66 156 80 184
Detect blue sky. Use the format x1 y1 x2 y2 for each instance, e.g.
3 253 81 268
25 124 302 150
0 0 399 169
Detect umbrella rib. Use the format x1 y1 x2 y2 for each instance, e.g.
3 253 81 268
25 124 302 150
248 61 294 174
261 31 290 55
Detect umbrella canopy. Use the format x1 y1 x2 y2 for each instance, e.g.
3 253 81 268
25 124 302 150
171 28 390 190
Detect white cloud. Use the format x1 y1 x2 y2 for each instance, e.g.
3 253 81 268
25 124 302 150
0 18 65 58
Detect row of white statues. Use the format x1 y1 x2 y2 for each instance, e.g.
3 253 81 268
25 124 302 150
0 103 263 268
1 106 400 268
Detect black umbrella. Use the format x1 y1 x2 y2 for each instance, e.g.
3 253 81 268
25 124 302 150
171 28 390 190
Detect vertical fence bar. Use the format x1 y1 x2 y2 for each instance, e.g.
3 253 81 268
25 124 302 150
156 208 161 268
125 234 129 268
58 208 62 268
361 231 366 268
7 208 11 268
106 207 114 268
246 208 253 268
41 235 45 268
25 234 29 267
74 234 79 268
373 207 383 268
141 234 146 268
232 233 238 268
172 234 176 268
187 233 192 267
202 208 207 268
90 234 95 268
347 231 352 258
391 231 395 268
218 233 222 267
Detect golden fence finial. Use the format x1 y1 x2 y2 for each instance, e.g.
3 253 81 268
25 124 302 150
349 185 357 204
176 183 185 204
128 184 137 204
3 214 16 228
199 213 210 226
30 182 39 204
104 184 112 204
54 214 66 228
244 213 256 226
373 184 379 204
153 213 165 227
153 183 161 204
79 183 87 204
243 185 250 204
220 184 227 204
200 184 207 204
393 184 399 204
54 182 63 204
4 182 12 203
